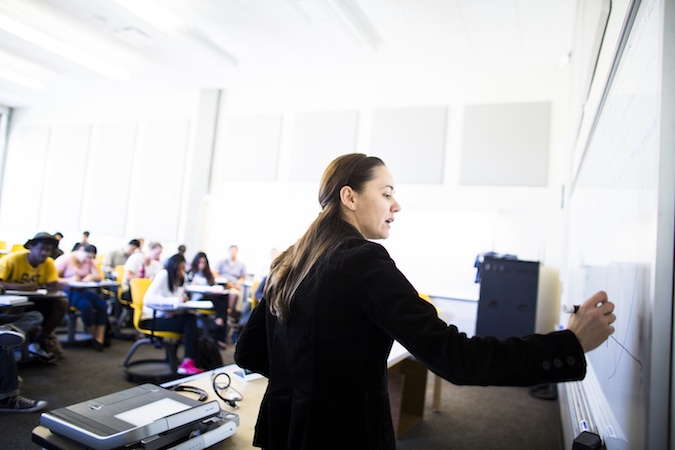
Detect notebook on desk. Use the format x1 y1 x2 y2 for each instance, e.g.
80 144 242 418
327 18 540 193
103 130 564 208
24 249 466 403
0 295 29 305
4 289 48 296
40 383 222 450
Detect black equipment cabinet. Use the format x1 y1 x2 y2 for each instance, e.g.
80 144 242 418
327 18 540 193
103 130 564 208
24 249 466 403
475 256 540 339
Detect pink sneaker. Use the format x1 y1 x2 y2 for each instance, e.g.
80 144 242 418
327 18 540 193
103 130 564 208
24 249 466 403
177 359 204 375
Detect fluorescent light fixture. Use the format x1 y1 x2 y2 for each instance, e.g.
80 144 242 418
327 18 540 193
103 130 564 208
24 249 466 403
0 67 45 89
293 0 381 51
183 27 238 66
0 14 131 81
324 0 381 50
113 0 185 34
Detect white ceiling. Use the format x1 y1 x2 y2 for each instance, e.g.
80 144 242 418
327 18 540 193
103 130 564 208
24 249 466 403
0 0 577 108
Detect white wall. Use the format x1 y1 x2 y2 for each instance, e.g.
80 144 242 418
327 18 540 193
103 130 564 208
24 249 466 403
0 65 573 300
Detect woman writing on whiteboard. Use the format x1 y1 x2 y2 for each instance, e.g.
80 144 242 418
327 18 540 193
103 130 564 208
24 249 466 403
235 153 616 450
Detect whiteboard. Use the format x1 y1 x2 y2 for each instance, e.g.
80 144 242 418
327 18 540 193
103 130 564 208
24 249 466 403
563 0 674 448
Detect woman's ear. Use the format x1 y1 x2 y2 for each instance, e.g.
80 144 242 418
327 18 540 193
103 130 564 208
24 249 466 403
340 185 355 210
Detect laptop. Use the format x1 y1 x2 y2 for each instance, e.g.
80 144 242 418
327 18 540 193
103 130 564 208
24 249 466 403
40 384 222 450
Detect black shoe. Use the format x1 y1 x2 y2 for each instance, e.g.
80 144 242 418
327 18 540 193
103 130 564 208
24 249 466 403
91 340 104 352
0 395 47 413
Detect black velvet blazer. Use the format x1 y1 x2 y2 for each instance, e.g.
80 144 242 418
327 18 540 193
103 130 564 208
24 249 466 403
234 236 586 450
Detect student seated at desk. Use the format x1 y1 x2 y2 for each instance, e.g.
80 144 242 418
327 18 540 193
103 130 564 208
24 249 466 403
101 239 140 279
216 245 246 315
188 252 227 348
0 303 47 413
54 245 108 351
143 253 204 376
0 232 68 363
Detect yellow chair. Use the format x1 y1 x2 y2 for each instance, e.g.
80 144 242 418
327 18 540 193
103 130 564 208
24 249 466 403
249 280 261 309
109 265 134 337
122 278 182 381
0 240 6 252
10 243 24 252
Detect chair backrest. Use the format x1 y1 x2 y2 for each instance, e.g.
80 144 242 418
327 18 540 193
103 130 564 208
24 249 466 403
115 265 127 303
10 243 24 253
250 280 261 309
418 292 441 315
129 278 181 340
115 265 125 284
129 278 153 331
0 240 6 251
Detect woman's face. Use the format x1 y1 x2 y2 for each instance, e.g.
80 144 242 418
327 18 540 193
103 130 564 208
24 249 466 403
76 249 95 263
348 165 401 240
198 257 206 271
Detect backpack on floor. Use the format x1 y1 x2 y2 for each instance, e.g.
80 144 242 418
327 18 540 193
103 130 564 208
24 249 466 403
195 336 223 370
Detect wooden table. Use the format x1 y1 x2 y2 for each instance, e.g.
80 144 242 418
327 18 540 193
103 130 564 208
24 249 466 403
32 342 441 449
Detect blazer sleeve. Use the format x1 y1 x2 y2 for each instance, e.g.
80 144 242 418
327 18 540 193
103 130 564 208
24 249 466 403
351 243 587 387
234 297 271 377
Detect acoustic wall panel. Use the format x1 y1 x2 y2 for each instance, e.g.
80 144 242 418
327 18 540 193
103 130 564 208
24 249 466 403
370 106 447 184
220 115 282 181
80 123 137 236
289 110 359 182
460 102 551 187
0 126 50 233
39 125 91 232
131 119 190 242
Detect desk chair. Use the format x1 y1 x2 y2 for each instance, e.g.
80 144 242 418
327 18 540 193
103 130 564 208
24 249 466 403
249 280 261 309
58 303 94 347
122 278 182 382
110 265 134 339
9 243 24 253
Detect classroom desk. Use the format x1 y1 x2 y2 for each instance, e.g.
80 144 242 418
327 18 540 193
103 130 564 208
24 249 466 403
0 294 33 310
32 342 437 449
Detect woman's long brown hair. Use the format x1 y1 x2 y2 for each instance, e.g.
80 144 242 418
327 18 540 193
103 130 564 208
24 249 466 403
264 153 385 323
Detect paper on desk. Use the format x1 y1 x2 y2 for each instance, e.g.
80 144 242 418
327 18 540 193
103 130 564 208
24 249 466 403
5 289 48 296
0 295 29 305
68 281 100 287
186 284 225 293
179 300 214 309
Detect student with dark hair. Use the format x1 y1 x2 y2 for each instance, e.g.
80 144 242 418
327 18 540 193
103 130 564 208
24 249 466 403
187 252 216 295
101 239 141 278
0 232 68 362
235 153 616 450
54 244 108 351
187 252 226 346
71 231 90 252
143 253 204 375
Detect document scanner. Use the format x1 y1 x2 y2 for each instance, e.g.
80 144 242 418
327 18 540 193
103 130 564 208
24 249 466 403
39 383 233 450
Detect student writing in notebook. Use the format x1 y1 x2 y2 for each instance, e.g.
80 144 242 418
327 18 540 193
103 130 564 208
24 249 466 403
143 253 204 375
54 244 108 351
0 232 68 363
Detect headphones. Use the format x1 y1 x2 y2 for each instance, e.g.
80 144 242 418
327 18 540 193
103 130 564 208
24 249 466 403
170 385 209 402
211 372 243 408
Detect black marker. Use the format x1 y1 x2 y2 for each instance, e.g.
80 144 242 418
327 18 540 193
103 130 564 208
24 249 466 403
562 305 580 314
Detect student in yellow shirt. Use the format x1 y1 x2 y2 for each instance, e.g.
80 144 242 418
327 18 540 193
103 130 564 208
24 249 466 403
0 232 68 362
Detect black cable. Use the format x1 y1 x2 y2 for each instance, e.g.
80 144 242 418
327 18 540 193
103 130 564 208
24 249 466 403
211 372 243 408
170 385 209 402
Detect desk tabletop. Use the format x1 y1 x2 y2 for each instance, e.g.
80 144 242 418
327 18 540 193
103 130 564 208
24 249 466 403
33 345 413 450
66 280 119 288
4 289 66 298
